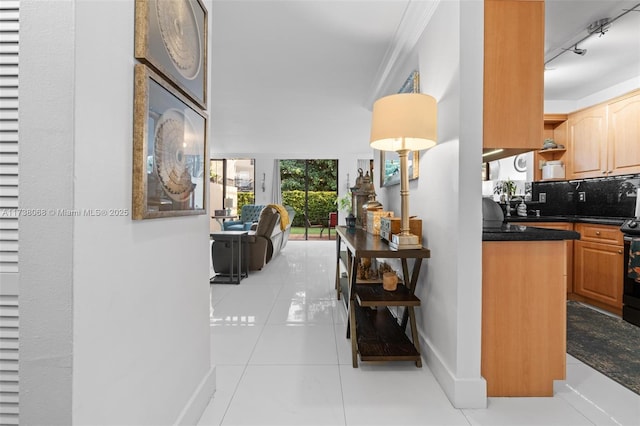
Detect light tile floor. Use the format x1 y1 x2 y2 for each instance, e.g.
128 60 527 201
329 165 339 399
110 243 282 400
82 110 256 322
199 241 640 426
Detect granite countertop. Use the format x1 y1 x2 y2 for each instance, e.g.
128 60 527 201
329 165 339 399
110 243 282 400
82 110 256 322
507 215 629 226
483 223 581 241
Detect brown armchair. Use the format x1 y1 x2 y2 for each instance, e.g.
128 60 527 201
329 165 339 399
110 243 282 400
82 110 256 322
244 206 280 270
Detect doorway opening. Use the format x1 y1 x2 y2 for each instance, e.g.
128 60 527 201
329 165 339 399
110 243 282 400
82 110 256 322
279 159 338 240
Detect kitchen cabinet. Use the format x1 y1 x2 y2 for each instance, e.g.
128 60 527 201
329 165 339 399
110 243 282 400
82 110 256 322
607 91 640 176
568 103 607 179
534 115 568 181
483 0 544 158
569 90 640 179
483 240 567 396
573 223 624 315
530 222 574 294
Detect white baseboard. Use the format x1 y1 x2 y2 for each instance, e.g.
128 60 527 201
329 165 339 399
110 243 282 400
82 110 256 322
174 364 217 425
418 332 487 408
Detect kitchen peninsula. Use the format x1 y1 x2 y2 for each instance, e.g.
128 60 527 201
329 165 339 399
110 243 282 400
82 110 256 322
482 224 580 396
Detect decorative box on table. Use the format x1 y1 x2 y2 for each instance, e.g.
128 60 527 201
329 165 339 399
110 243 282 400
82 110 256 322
366 211 394 235
380 217 423 244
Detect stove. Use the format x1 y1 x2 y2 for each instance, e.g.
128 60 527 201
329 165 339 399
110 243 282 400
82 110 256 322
621 217 640 327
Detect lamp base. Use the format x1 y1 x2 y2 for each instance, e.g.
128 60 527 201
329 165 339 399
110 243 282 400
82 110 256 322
389 233 423 251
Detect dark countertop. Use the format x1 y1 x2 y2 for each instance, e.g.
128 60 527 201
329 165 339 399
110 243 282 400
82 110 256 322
507 215 629 226
483 223 581 241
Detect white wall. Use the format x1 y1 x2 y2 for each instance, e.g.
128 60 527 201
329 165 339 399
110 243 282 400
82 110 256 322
374 0 486 408
20 1 214 424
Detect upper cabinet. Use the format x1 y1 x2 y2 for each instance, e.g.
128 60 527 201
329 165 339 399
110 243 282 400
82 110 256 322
607 92 640 176
569 90 640 179
568 104 607 179
483 0 544 158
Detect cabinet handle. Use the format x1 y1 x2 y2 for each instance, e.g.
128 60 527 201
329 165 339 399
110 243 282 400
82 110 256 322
618 250 623 254
596 231 601 235
602 171 607 174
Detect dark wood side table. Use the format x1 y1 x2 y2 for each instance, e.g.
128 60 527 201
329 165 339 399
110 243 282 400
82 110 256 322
210 231 248 284
335 226 431 367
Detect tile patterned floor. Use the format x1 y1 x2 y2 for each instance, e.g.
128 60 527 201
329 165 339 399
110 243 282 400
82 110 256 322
199 241 640 426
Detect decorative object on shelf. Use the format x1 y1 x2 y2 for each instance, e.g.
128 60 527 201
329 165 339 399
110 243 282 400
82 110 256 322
370 93 437 250
379 216 422 244
346 213 356 229
542 138 558 149
132 64 207 220
351 168 377 229
336 192 352 216
135 0 208 108
361 194 383 231
382 271 399 292
514 154 527 172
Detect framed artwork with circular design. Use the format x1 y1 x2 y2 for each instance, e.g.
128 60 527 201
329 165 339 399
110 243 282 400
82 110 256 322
135 0 208 109
133 64 208 219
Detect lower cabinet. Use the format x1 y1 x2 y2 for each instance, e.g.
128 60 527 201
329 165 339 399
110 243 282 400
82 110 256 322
573 223 624 314
530 222 574 294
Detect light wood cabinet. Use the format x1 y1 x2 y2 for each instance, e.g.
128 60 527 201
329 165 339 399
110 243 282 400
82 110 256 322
568 104 608 179
483 240 566 396
483 0 544 156
530 222 574 293
607 92 640 176
569 90 640 179
572 223 623 314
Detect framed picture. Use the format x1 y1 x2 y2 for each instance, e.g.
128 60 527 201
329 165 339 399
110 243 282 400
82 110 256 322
132 64 208 220
135 0 208 108
380 150 420 187
514 154 527 172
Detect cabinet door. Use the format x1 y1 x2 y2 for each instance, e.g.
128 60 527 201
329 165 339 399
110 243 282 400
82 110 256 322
608 91 640 176
573 240 623 311
532 222 573 293
483 0 543 151
569 104 607 179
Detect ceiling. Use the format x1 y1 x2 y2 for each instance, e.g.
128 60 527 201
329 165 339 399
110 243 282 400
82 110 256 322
210 1 640 157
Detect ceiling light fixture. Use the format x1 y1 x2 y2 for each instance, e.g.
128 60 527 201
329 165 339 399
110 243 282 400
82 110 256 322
564 44 587 56
545 2 639 66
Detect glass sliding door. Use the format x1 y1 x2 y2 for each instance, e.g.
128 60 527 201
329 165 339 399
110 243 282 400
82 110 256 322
280 159 338 240
209 158 255 231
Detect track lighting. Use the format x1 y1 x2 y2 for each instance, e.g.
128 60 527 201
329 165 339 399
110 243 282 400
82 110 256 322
565 44 587 56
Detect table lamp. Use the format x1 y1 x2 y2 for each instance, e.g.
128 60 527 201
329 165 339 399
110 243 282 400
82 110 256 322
224 197 234 215
370 93 437 250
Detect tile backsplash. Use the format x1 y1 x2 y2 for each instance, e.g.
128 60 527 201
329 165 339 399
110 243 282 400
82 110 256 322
531 174 639 218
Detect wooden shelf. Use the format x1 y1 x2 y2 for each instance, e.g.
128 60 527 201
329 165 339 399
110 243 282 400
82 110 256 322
537 148 566 155
354 305 420 362
355 284 420 307
335 226 427 368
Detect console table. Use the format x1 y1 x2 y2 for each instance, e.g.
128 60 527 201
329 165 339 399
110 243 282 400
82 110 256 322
210 231 248 284
334 226 430 367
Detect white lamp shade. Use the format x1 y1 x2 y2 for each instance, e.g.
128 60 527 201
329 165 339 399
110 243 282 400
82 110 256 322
370 93 437 152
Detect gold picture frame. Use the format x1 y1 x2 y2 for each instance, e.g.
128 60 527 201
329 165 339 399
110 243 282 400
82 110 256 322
132 64 208 220
380 150 420 187
135 0 208 108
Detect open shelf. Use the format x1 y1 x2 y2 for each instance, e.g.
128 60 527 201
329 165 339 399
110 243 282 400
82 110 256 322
354 305 420 362
355 284 420 307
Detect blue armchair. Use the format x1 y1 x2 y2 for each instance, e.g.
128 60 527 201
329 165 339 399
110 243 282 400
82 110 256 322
222 205 267 231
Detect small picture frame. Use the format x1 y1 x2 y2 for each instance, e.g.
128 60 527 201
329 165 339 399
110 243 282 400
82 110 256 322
135 0 208 108
132 64 208 220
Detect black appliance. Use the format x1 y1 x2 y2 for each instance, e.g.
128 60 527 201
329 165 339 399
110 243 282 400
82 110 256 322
620 217 640 327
